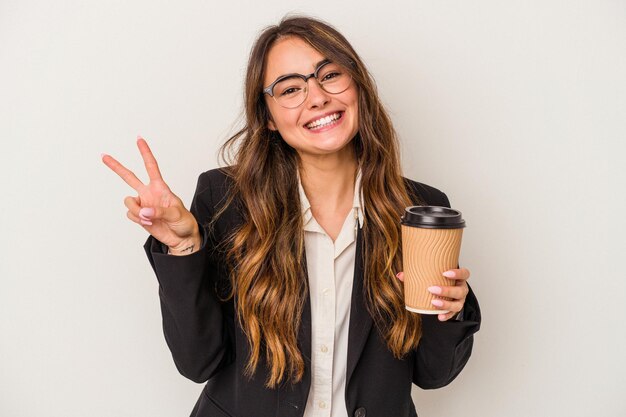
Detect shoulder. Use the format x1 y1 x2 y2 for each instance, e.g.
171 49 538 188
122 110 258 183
190 167 238 225
195 167 235 198
402 177 451 208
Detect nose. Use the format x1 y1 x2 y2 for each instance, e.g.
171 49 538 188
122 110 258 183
305 78 330 109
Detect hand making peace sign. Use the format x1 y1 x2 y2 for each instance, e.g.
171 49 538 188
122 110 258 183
101 137 201 255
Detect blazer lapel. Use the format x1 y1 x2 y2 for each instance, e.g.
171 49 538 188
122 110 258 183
346 226 373 386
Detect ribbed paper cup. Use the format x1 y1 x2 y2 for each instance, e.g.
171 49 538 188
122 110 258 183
401 206 466 314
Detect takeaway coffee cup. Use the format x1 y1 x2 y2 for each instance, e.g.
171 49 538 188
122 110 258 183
401 206 466 314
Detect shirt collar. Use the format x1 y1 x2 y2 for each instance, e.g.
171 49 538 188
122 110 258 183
298 169 364 230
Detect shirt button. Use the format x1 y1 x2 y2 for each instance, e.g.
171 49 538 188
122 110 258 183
319 401 327 409
322 288 330 295
320 344 328 353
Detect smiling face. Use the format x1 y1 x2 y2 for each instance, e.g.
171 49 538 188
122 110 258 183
263 36 359 161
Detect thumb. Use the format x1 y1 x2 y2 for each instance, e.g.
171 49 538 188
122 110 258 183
139 206 184 223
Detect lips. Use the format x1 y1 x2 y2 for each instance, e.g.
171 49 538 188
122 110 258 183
304 111 343 130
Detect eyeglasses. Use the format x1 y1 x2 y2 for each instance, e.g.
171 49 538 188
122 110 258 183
262 60 352 109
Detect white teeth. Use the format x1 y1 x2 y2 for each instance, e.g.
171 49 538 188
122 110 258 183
306 112 341 129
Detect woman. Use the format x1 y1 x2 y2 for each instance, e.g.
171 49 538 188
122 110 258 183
102 16 480 417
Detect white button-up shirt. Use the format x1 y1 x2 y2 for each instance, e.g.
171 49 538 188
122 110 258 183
300 171 364 417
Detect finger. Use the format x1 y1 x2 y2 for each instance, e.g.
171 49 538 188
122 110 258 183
102 154 145 191
395 272 404 282
427 283 469 300
124 196 142 217
438 311 459 322
126 210 143 224
442 268 471 281
127 210 153 226
136 137 164 182
124 196 140 210
431 298 465 316
129 203 183 224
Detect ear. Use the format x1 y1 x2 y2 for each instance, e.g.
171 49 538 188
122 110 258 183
267 119 277 131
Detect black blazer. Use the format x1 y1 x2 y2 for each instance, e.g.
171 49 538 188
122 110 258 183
144 168 481 417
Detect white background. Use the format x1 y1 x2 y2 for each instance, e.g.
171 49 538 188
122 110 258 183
1 1 625 416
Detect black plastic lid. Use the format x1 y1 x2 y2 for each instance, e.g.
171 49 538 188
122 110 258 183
401 206 466 229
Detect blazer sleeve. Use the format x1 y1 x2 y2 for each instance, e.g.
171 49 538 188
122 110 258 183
143 169 233 383
406 181 482 389
412 289 481 389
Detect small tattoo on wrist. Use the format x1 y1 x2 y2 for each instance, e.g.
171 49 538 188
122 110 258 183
168 244 195 255
178 244 195 253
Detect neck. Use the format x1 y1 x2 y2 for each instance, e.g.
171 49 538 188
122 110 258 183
298 145 358 212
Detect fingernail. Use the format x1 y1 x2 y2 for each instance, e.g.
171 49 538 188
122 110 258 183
101 153 107 159
443 271 455 278
140 219 152 226
431 299 444 307
428 286 442 295
139 207 154 218
137 135 143 140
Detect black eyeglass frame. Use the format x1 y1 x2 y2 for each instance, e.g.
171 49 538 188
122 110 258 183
262 59 351 107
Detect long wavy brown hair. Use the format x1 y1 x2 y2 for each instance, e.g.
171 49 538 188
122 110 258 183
217 16 424 388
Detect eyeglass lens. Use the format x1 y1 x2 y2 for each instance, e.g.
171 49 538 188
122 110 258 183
272 62 351 108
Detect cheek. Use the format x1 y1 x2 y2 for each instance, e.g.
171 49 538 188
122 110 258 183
349 97 359 129
271 110 301 132
265 100 279 131
344 89 359 117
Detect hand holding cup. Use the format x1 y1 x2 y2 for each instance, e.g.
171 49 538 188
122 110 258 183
396 269 470 321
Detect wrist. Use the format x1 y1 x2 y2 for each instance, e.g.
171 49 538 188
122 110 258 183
167 228 201 256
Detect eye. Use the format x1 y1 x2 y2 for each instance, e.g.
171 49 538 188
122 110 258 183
318 62 345 83
321 71 341 82
279 86 303 97
274 76 305 97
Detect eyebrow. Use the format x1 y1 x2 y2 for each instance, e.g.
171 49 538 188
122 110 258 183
313 59 327 69
267 59 330 86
